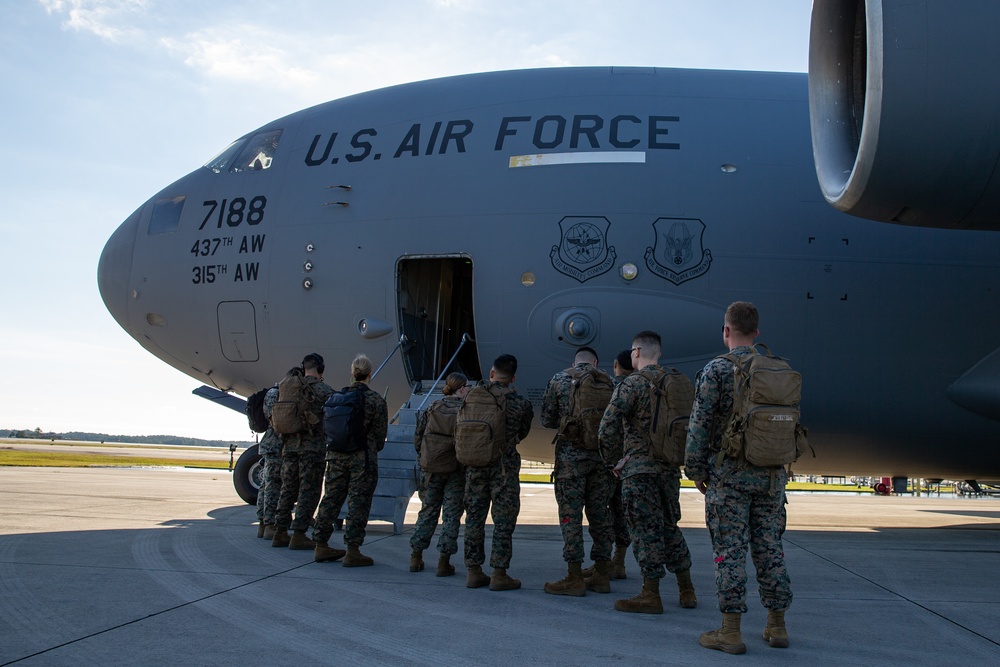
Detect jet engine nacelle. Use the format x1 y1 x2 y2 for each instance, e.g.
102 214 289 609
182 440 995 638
809 0 1000 230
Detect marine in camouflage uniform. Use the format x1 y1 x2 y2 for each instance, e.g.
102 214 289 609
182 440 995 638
540 351 615 595
599 332 695 613
607 352 635 574
312 380 388 557
685 301 791 653
463 356 534 590
272 357 333 547
410 381 468 575
255 386 282 534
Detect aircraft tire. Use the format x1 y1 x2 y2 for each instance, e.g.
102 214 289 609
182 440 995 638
233 444 262 505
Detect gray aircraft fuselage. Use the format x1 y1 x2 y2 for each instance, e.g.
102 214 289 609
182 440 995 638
98 66 1000 480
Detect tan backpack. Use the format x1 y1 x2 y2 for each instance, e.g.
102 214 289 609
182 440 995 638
419 399 461 474
554 366 615 451
271 373 319 435
636 367 694 466
455 383 513 467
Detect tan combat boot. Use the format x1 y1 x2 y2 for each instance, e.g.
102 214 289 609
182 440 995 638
466 564 490 588
544 562 586 597
314 541 347 563
611 545 628 580
436 553 455 577
288 530 316 550
614 577 663 614
409 549 424 572
271 527 290 548
700 612 747 654
580 562 596 578
257 522 266 538
261 524 276 540
342 544 374 567
584 559 612 594
763 609 789 648
676 569 697 608
489 567 522 591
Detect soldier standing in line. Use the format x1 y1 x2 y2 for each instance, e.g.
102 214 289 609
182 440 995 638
598 331 697 614
462 354 534 591
409 372 471 576
312 353 389 567
685 302 792 654
607 348 634 578
257 370 297 540
271 354 333 550
541 347 616 597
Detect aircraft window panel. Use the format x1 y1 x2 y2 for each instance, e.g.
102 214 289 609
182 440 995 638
148 196 185 235
204 138 246 174
230 129 283 173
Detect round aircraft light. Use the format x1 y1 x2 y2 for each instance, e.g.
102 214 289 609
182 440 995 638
357 318 393 339
521 271 536 287
566 315 592 340
303 279 313 290
620 262 639 281
721 163 738 173
303 261 314 272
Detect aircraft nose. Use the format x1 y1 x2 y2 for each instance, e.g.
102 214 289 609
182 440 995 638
97 207 140 332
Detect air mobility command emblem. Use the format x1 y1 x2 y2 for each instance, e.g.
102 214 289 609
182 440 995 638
551 216 617 282
645 217 712 285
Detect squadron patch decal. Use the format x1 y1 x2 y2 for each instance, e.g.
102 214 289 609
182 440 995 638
644 217 712 285
550 216 617 282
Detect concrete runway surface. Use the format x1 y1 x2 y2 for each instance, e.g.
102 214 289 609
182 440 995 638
0 464 998 666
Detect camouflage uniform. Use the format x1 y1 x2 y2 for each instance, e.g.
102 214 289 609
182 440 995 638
410 395 465 556
255 386 282 525
273 376 333 532
609 375 631 550
313 383 389 547
598 365 692 580
463 381 534 569
685 345 793 614
541 363 615 564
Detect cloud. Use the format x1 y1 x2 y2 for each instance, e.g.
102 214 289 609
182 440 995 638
37 0 149 43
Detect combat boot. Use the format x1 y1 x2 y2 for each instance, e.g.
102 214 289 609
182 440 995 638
544 562 586 597
314 541 347 563
288 530 316 550
257 522 265 538
580 563 596 578
342 544 374 567
700 612 747 654
584 559 612 594
261 524 276 540
489 567 522 591
466 565 490 588
409 549 424 572
614 577 663 614
676 568 697 608
436 553 455 577
611 544 628 580
763 609 789 648
271 527 290 548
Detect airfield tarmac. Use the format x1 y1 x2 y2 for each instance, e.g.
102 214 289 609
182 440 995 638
0 463 998 666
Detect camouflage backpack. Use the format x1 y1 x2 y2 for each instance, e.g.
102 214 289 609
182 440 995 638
418 398 461 474
270 373 320 435
636 367 694 466
720 344 808 467
455 383 513 467
554 365 615 451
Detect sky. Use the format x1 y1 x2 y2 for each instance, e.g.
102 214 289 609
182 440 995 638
0 0 811 442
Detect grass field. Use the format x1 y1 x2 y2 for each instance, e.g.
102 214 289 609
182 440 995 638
0 450 230 470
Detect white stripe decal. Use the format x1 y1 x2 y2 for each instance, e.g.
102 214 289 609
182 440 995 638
508 151 646 168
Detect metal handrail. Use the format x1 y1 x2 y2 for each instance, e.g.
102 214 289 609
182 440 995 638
417 333 472 411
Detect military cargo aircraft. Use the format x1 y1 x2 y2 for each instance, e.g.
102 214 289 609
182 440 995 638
98 0 1000 505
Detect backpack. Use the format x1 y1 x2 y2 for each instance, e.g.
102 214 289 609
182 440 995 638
636 367 694 466
270 373 319 435
323 386 368 453
418 399 461 473
245 387 271 433
555 366 615 451
455 383 513 467
720 344 808 467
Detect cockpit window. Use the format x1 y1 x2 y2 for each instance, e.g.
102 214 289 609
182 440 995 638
148 196 185 235
230 130 283 173
204 139 245 174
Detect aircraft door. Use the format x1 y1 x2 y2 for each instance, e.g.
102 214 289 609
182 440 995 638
396 256 480 386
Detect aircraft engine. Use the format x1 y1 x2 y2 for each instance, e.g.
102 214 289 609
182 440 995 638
808 0 1000 230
